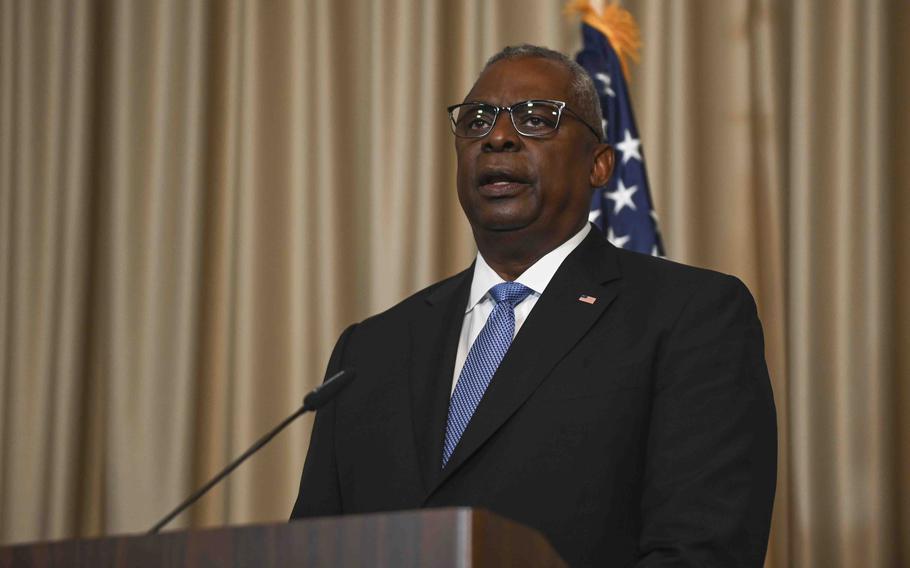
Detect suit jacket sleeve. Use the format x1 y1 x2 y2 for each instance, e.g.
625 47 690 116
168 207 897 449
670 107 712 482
290 323 357 520
636 275 777 567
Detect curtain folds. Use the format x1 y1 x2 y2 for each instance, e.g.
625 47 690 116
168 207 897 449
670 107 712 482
0 1 907 566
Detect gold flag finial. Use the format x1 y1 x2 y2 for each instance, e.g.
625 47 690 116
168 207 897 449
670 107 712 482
565 0 642 82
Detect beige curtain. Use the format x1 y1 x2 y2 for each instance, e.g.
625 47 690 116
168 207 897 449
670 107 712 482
0 1 907 566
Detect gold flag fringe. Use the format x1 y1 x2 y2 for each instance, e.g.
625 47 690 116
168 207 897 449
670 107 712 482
565 0 642 82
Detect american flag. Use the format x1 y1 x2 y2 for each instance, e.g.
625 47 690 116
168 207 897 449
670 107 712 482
575 20 665 257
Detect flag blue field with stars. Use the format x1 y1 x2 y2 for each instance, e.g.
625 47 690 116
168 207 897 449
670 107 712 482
576 23 665 257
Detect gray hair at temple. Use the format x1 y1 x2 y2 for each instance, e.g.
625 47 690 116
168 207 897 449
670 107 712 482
484 44 604 141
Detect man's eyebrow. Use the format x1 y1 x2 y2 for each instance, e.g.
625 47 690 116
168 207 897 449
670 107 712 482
460 99 533 107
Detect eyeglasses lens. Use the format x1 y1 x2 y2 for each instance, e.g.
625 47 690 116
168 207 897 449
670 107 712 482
451 104 497 138
511 101 560 136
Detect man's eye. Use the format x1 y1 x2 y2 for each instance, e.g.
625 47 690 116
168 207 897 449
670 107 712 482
519 114 556 128
468 117 491 130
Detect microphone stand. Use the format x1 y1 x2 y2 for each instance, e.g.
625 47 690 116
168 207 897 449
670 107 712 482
148 369 355 534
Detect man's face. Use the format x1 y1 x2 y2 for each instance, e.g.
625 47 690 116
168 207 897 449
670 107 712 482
455 57 611 249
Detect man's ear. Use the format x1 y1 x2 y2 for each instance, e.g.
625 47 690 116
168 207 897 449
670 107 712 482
590 144 615 187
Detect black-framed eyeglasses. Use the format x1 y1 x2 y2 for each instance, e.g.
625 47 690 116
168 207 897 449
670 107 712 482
447 99 601 140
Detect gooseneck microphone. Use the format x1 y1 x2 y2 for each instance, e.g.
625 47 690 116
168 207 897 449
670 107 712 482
148 369 356 534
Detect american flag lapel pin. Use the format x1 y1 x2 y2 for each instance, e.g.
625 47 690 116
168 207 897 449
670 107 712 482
578 294 597 305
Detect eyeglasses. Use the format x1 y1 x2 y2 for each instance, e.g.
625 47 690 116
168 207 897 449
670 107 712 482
447 99 601 140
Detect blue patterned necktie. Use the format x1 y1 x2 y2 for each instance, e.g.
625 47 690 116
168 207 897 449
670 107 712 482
443 281 533 467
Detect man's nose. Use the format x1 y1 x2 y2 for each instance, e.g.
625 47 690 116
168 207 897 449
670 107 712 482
482 111 522 152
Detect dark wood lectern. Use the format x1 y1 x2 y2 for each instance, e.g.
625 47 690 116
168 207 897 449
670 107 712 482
0 508 567 567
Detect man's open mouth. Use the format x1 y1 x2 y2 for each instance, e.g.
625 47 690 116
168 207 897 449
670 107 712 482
477 170 532 196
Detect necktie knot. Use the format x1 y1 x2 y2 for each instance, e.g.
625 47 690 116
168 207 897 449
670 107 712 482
489 282 533 308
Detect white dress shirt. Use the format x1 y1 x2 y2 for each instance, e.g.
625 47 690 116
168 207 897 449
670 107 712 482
451 223 591 394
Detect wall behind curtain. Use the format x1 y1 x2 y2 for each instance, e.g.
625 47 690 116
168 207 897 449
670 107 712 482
0 1 907 566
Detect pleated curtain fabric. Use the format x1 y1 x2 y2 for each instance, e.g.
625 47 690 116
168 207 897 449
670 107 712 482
0 1 907 566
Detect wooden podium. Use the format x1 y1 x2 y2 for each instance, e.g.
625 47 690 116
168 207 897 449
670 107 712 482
0 508 567 567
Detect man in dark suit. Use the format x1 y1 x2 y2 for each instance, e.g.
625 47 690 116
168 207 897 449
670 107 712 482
292 45 777 567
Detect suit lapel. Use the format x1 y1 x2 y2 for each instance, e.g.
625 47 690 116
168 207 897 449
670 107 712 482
425 230 622 498
408 268 472 494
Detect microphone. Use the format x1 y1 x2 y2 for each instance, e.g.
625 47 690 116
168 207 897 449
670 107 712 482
148 368 356 534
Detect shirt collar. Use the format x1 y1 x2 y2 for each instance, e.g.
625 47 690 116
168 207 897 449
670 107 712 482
465 223 591 313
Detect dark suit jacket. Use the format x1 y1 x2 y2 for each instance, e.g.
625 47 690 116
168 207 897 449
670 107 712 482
291 227 777 567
